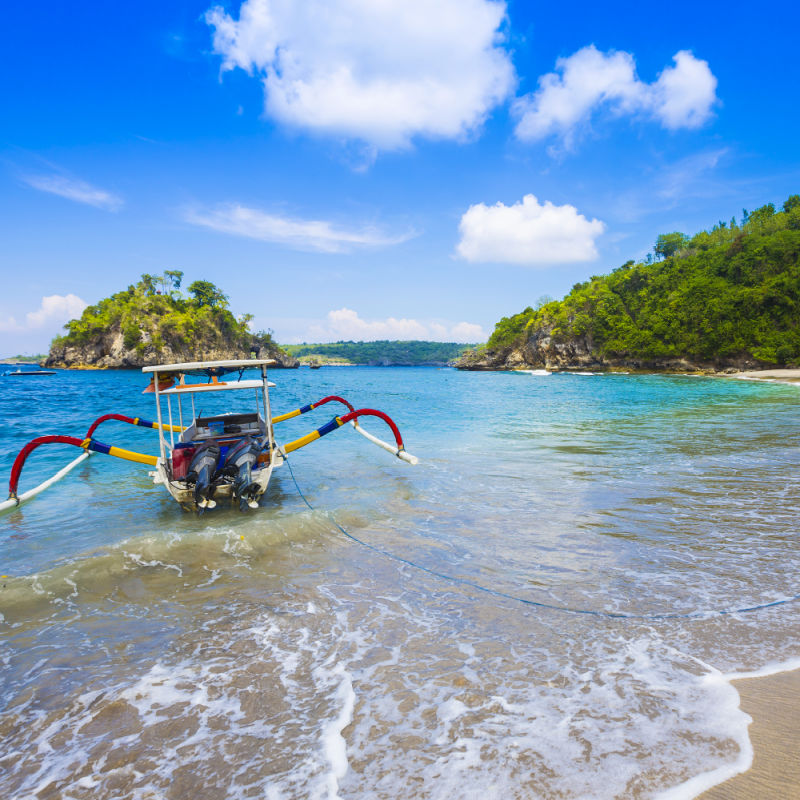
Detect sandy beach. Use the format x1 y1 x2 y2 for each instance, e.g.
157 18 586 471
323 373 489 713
701 368 800 798
732 368 800 384
700 668 800 799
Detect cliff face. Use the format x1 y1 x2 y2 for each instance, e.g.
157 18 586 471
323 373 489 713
45 329 298 369
456 323 763 372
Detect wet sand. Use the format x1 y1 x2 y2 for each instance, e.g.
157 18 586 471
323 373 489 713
700 668 800 799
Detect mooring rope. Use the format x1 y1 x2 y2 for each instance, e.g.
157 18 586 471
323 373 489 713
285 458 800 621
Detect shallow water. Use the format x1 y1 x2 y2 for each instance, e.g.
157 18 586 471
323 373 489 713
1 367 798 798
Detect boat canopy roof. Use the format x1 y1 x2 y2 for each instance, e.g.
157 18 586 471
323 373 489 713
158 379 275 395
142 358 275 375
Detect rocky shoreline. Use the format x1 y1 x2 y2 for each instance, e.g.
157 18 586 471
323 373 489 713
454 326 771 374
44 331 299 369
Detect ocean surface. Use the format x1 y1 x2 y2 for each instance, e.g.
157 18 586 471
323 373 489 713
1 366 799 799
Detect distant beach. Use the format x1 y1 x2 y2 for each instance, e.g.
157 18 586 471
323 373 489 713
732 368 800 384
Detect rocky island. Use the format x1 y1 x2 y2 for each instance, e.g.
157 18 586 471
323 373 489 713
458 195 800 373
44 272 298 369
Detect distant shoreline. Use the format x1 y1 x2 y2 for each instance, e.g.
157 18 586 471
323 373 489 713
34 362 452 370
11 364 800 378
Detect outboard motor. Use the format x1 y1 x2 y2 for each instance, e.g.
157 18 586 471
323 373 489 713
219 437 262 511
186 441 221 511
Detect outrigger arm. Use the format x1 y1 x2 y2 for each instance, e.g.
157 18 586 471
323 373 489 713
278 408 419 465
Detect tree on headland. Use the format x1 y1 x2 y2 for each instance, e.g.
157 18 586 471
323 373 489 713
535 294 555 309
748 203 775 227
784 195 800 213
137 272 186 297
165 270 183 289
654 232 688 260
154 270 184 296
188 280 228 308
139 273 157 294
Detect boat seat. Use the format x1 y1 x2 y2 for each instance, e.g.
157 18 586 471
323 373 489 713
193 412 263 441
195 412 259 427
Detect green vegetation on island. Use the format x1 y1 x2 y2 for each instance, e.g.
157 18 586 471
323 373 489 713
47 272 292 368
0 354 48 364
469 194 800 370
282 340 475 366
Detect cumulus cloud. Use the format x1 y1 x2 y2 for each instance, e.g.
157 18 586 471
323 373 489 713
304 308 485 342
456 194 605 266
184 203 413 253
22 174 123 211
514 46 718 149
648 51 719 129
205 0 515 150
0 294 87 333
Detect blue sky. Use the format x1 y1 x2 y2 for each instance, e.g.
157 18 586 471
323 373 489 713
2 0 799 355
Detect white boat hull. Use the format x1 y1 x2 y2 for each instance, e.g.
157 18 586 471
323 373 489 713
153 456 281 512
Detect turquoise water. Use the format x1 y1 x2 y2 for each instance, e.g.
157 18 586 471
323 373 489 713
1 367 799 798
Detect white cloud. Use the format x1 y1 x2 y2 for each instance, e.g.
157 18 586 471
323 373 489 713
22 174 123 211
649 50 719 130
456 194 605 266
303 308 485 342
513 46 718 148
206 0 515 150
450 321 486 341
184 203 413 253
0 294 88 333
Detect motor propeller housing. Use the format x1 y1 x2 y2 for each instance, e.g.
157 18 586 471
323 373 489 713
219 437 263 510
186 441 221 510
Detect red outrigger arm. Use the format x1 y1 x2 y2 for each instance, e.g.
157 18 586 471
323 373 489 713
340 409 404 449
8 434 158 501
8 436 85 499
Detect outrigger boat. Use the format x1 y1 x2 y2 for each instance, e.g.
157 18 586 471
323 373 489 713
2 368 57 376
2 359 417 514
